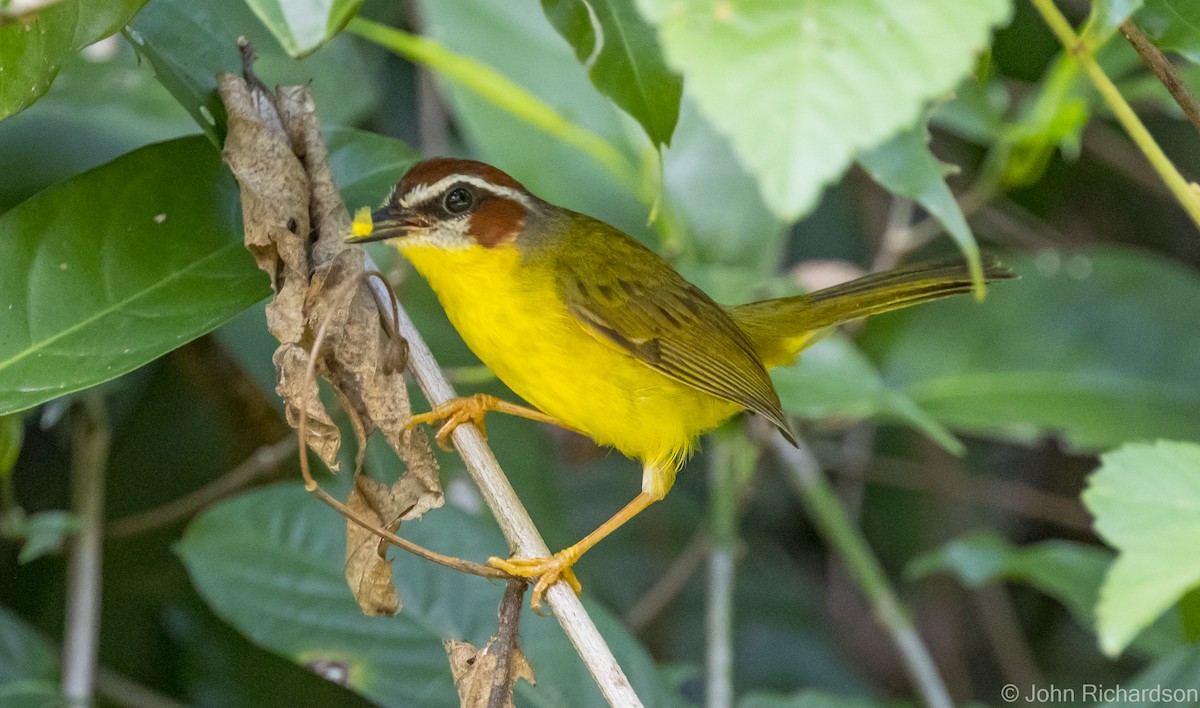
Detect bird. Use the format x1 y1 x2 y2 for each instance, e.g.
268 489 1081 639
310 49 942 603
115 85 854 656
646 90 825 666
347 157 1012 609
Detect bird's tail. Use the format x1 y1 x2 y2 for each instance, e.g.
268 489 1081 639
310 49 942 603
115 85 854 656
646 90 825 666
728 255 1015 369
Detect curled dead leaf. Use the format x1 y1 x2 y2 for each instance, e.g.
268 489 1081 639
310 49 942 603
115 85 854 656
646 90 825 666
444 638 535 708
217 69 443 615
345 475 404 616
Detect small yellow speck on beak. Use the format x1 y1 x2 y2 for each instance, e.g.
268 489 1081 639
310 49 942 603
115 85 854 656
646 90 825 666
351 206 374 238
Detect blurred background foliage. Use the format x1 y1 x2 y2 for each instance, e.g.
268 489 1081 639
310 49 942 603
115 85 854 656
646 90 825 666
3 0 1200 705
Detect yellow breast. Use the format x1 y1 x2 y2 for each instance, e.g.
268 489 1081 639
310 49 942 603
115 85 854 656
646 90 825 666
398 242 740 474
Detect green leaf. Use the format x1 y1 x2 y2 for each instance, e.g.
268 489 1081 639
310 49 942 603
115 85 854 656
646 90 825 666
0 605 57 684
541 0 682 147
124 0 237 145
1096 645 1200 706
177 483 680 707
15 510 78 563
0 0 148 120
242 0 362 57
0 40 201 212
1180 586 1200 644
857 123 984 296
635 0 1012 220
860 248 1200 451
907 530 1111 629
1084 0 1145 47
771 336 960 454
990 55 1090 188
128 0 382 146
1136 0 1200 63
0 136 268 416
1083 440 1200 657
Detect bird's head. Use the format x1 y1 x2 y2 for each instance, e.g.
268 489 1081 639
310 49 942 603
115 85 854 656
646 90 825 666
347 158 540 251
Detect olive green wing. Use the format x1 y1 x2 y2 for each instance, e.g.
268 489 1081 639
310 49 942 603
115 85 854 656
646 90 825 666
553 228 796 444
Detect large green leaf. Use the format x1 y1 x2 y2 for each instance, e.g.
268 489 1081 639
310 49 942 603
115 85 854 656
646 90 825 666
634 0 1012 220
859 248 1200 450
541 0 682 147
0 136 267 415
0 39 197 210
243 0 362 58
0 0 148 119
1136 0 1200 63
1083 441 1200 657
177 483 680 707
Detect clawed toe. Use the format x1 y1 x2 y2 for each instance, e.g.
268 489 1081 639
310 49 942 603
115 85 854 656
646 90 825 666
488 552 582 612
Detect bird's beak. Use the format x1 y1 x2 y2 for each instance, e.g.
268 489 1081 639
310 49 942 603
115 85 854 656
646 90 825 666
344 207 423 244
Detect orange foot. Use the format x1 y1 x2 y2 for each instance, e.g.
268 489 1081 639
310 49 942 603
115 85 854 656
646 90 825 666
408 393 565 451
488 551 583 612
407 393 502 451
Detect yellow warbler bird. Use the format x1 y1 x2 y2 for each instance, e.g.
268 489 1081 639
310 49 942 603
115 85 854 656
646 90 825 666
348 158 1011 608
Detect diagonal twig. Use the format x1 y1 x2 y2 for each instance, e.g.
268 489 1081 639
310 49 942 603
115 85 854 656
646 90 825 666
1120 19 1200 138
487 579 528 708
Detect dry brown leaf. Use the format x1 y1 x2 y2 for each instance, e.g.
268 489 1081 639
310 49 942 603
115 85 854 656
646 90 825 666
345 475 405 616
444 638 536 708
217 69 444 615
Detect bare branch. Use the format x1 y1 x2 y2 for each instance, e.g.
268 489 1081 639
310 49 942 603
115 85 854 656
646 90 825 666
1120 19 1200 138
107 437 296 539
62 396 111 704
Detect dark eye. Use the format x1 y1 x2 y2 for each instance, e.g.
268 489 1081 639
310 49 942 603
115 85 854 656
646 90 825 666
444 186 473 214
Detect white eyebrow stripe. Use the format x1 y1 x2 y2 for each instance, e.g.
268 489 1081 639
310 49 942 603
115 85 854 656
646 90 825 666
399 174 533 210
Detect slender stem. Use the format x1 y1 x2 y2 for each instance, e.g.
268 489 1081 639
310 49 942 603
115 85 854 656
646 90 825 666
873 198 916 272
107 438 296 538
1028 0 1200 231
766 434 952 708
1119 20 1200 138
624 529 710 632
972 584 1042 689
487 580 528 708
706 432 739 708
62 396 111 706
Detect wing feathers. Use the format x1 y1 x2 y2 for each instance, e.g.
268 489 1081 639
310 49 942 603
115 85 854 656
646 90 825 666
550 219 793 442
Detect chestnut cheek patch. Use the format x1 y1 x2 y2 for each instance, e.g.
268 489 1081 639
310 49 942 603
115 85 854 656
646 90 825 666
470 198 525 248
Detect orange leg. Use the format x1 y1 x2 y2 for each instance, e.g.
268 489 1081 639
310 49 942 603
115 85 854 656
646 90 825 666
408 393 567 451
489 491 658 612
